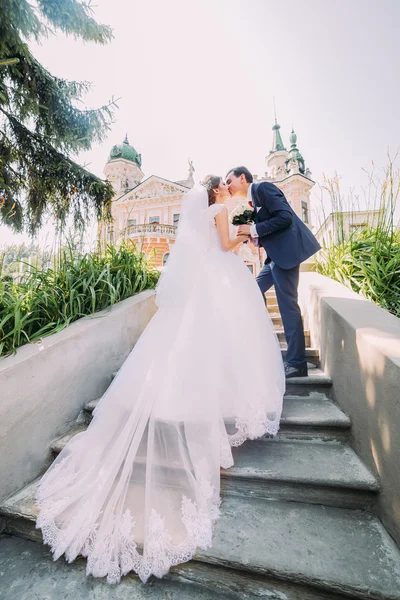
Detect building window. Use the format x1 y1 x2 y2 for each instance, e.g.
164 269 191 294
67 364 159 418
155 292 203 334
301 201 309 224
127 219 137 227
173 213 180 225
149 216 160 224
163 252 170 266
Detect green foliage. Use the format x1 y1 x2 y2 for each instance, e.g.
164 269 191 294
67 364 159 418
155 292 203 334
315 227 400 316
0 242 160 356
0 0 116 234
315 156 400 317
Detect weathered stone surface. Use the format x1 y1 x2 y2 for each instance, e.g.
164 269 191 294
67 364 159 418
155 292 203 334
285 367 332 395
281 347 319 366
2 274 400 599
197 496 400 600
0 536 235 600
0 290 157 506
281 394 350 428
170 562 351 600
51 425 86 454
84 391 350 435
5 492 400 599
226 438 378 488
0 479 39 521
222 438 378 509
299 272 400 545
278 394 351 441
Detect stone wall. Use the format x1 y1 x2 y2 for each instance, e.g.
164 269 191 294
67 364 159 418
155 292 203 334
0 290 157 504
299 272 400 544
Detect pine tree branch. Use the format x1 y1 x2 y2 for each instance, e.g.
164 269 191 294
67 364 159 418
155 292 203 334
0 58 20 68
36 0 113 44
0 0 117 235
0 110 113 235
1 0 48 42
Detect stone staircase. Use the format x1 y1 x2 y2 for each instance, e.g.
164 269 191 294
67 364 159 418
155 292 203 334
1 288 400 599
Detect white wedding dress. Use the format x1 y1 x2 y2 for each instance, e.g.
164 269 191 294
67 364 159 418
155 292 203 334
35 187 285 584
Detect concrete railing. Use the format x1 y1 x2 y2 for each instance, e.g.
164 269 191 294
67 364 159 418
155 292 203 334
299 272 400 544
0 290 157 504
127 223 177 240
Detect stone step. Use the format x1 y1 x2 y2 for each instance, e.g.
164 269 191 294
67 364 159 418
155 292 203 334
109 366 332 395
2 486 400 599
284 366 332 395
84 391 348 440
109 363 329 390
281 347 319 366
49 421 361 510
267 304 279 313
49 396 361 510
195 496 400 600
50 425 87 455
222 439 378 509
0 536 247 600
277 329 311 347
168 561 354 600
49 435 373 511
0 537 360 600
279 393 351 440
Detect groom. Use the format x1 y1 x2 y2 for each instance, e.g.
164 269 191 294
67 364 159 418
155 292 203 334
226 166 321 378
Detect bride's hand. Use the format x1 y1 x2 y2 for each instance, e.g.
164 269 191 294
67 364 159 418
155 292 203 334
237 234 250 244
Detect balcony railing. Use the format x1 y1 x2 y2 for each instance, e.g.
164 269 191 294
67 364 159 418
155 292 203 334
126 223 177 239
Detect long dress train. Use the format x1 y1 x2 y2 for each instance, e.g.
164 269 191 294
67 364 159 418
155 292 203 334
35 194 285 584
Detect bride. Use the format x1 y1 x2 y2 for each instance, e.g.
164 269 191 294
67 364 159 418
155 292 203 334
35 175 285 584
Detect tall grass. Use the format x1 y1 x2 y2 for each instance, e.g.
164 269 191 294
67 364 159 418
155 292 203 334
315 155 400 317
0 241 159 356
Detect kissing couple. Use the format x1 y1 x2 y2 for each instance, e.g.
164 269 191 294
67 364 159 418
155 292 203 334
35 166 321 584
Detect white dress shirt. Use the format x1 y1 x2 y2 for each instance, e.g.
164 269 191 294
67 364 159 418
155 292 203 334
248 183 260 239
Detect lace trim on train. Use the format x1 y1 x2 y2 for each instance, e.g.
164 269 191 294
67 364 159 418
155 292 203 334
35 459 220 585
228 407 281 448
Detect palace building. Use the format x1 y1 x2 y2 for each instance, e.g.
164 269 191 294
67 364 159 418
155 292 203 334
99 121 315 272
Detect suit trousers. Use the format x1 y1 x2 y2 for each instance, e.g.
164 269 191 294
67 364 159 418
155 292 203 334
256 261 306 369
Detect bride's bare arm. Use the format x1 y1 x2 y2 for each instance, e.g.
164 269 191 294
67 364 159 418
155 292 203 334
215 206 249 251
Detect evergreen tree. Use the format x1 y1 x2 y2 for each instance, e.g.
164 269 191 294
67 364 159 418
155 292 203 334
0 0 116 235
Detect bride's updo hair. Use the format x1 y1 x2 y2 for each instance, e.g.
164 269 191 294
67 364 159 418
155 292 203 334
201 174 221 206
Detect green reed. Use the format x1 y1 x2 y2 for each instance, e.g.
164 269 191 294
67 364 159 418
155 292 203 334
314 155 400 317
0 241 160 356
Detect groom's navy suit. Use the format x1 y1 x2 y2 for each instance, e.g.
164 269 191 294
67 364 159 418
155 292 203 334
251 182 321 369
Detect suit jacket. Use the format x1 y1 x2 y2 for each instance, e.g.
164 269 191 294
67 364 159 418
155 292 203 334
252 182 321 270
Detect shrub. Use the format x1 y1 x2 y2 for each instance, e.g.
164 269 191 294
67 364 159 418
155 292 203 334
0 242 159 356
315 155 400 317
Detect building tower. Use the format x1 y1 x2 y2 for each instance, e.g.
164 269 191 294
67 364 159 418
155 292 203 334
258 119 315 227
103 135 145 195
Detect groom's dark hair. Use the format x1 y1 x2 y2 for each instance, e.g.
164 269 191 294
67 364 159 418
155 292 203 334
226 166 253 184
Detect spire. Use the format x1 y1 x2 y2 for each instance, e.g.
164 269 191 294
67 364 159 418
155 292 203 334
270 98 286 153
287 127 305 174
272 119 286 152
123 133 129 145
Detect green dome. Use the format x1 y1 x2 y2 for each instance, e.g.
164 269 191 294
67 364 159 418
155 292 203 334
108 135 142 167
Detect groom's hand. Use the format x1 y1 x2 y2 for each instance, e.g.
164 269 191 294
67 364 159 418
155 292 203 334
238 224 251 236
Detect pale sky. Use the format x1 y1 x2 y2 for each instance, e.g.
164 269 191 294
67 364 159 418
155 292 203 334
1 0 399 247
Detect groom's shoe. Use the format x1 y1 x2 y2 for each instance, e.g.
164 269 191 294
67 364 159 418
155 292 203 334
285 364 308 379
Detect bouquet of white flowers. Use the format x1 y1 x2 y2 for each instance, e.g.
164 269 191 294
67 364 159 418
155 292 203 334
231 204 256 226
